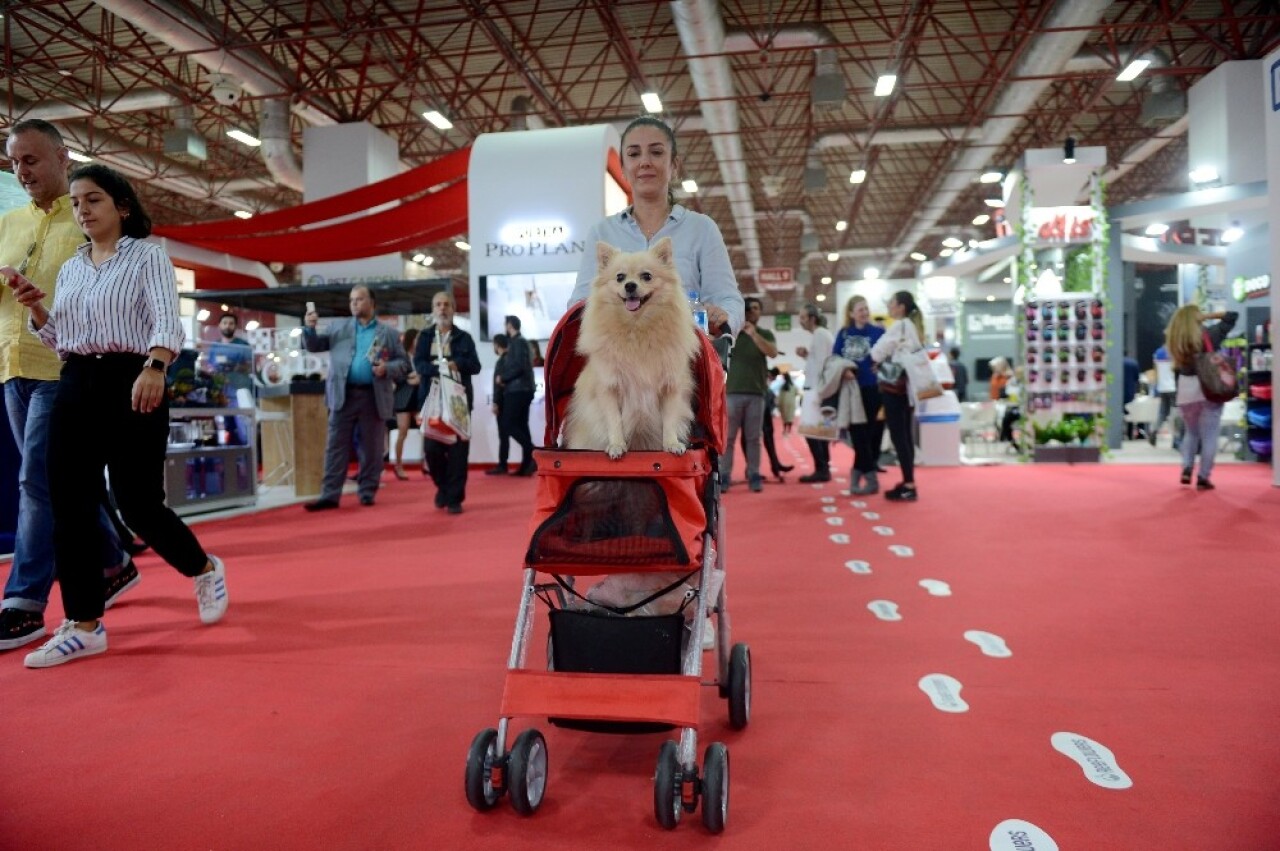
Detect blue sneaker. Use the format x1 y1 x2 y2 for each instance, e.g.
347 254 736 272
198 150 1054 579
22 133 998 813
24 620 107 668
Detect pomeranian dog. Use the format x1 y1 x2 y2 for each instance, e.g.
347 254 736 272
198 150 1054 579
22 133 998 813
563 237 700 458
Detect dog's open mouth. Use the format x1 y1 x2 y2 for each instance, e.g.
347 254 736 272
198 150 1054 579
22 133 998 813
621 293 651 312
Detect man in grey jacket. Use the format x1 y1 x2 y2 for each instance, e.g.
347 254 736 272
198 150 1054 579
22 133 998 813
301 286 408 510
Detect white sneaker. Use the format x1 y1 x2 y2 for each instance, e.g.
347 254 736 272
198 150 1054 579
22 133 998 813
24 620 107 668
701 617 716 651
194 555 229 625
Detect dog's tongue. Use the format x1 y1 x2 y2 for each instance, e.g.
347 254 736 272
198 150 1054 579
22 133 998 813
625 297 642 312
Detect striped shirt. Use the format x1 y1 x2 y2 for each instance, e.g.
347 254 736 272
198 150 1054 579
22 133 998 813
34 236 186 359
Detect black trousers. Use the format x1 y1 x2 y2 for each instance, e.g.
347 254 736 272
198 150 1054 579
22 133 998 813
850 383 883 474
50 355 207 621
501 390 535 468
494 402 510 466
881 391 916 485
804 437 830 477
425 435 470 507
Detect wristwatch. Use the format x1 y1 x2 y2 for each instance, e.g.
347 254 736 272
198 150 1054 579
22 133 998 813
143 356 168 372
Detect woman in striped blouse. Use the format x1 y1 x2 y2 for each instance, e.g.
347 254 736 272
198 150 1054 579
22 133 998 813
3 164 229 668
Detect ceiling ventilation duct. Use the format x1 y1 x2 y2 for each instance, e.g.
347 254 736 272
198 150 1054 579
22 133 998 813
804 151 827 191
163 106 207 162
1137 50 1183 127
811 49 846 109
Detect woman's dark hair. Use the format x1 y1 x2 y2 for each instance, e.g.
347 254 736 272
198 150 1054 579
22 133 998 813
69 164 152 238
621 116 679 208
781 372 793 389
890 290 925 341
403 327 419 354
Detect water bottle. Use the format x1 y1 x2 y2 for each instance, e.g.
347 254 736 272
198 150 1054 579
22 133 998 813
689 289 708 334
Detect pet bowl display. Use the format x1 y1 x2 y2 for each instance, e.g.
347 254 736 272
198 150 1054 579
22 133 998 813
1248 438 1272 456
1249 383 1272 400
1246 408 1272 429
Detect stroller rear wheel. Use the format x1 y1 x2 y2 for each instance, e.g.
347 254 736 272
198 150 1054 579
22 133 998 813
727 643 751 730
464 728 504 811
701 743 729 834
509 728 549 816
653 740 682 830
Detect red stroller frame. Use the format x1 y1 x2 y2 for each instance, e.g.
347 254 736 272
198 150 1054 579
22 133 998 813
464 303 751 833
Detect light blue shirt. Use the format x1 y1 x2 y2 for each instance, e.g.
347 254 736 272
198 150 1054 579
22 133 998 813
346 318 378 385
571 205 744 335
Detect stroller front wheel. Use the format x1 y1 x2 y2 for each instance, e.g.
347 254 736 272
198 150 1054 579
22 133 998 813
464 728 504 811
701 743 729 834
653 740 682 830
509 728 549 816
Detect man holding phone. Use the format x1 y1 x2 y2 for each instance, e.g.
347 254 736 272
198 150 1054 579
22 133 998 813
301 287 408 510
0 119 133 652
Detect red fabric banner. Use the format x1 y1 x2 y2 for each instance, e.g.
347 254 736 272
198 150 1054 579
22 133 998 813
171 181 467 263
153 147 471 241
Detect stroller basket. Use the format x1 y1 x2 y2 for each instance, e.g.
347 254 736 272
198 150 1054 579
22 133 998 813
526 449 714 572
547 609 685 733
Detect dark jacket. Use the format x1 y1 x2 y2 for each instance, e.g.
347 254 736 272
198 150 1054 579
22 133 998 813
413 325 482 410
497 332 535 395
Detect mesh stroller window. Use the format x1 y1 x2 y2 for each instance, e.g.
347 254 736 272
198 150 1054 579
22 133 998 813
526 478 689 567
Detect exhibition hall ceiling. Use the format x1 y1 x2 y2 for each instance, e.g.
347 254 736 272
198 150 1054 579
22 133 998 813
2 1 1277 304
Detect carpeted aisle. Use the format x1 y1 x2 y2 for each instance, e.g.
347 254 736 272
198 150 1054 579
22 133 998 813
2 437 1278 850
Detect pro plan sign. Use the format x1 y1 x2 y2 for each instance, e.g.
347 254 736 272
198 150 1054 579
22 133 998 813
758 267 795 291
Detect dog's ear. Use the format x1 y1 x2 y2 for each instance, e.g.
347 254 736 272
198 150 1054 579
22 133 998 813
651 236 674 268
596 242 619 272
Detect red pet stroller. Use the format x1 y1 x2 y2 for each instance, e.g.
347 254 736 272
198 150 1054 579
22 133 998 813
464 304 751 833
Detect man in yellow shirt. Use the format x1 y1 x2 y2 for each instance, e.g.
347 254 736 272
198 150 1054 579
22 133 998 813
0 119 132 652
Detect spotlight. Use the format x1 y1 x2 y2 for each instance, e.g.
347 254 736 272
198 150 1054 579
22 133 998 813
1144 223 1169 236
1221 223 1244 244
1063 137 1076 164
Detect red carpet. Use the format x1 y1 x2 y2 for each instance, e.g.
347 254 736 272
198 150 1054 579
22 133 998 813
2 435 1279 849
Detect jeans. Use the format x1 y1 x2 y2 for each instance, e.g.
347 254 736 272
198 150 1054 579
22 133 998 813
3 378 125 613
1179 400 1223 480
850 383 883 474
723 393 764 484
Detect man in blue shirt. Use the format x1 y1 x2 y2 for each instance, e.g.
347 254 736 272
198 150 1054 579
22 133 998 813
301 287 408 510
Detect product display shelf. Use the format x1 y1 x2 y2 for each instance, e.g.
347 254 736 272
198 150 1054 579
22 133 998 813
165 407 258 516
1243 342 1272 462
1020 295 1107 463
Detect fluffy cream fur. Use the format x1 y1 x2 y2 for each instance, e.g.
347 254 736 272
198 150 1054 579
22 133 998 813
563 237 700 458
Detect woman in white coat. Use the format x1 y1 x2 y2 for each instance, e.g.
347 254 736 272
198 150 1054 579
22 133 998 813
870 291 926 502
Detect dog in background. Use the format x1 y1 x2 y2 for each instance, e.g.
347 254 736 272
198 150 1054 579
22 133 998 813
563 237 700 459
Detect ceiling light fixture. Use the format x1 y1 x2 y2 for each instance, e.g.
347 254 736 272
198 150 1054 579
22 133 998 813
815 293 827 302
1116 58 1151 82
910 252 927 262
939 248 954 257
420 255 434 266
422 110 453 130
1188 165 1219 184
455 240 471 251
1062 136 1076 164
863 267 880 280
826 252 840 262
412 253 426 263
972 214 990 226
641 92 664 113
986 295 996 302
245 320 260 332
849 168 867 184
226 129 261 147
820 276 832 285
233 210 253 220
874 74 897 97
984 197 1005 208
1221 223 1244 244
835 220 847 232
681 178 698 193
1145 223 1169 236
979 170 1003 184
941 236 964 249
67 150 92 163
196 309 210 321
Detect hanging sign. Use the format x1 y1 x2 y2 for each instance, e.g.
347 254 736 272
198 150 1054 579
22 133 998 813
758 267 795 291
1026 206 1096 244
774 313 792 331
1232 273 1270 301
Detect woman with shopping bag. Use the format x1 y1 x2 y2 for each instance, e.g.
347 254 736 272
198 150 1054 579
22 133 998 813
869 291 929 502
413 291 481 514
